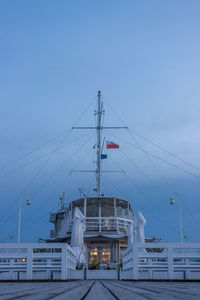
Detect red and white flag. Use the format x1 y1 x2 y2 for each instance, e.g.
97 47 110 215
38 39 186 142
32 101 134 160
106 141 119 149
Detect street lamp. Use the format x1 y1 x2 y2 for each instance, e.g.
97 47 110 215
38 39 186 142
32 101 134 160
18 194 31 244
169 192 183 243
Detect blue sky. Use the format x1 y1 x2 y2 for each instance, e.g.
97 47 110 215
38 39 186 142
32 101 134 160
1 0 200 243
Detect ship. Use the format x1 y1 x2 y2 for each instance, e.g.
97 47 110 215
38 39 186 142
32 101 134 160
47 91 135 266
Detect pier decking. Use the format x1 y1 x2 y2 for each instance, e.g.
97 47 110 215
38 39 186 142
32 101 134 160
0 280 200 300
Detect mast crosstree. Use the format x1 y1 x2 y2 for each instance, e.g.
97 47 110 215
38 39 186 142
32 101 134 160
72 90 127 197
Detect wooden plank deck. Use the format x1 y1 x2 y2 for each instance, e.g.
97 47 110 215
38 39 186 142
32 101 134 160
0 280 200 299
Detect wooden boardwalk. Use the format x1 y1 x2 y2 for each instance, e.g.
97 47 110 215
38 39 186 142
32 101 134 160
0 280 200 299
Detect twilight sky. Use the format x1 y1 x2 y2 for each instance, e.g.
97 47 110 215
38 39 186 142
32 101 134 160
1 0 200 243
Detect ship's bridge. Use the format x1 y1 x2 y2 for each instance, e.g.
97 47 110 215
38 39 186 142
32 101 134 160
50 197 134 239
73 197 133 233
49 197 134 264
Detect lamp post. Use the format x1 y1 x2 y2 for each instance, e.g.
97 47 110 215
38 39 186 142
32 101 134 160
17 195 31 244
169 192 183 243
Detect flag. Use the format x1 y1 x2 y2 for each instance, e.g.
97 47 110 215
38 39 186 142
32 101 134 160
106 141 119 149
101 154 107 159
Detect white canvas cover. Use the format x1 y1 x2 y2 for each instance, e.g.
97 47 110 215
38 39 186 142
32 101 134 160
71 207 86 264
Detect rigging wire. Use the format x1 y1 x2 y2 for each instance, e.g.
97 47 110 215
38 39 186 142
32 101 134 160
0 132 90 179
0 95 97 226
22 173 97 236
104 132 180 232
103 96 200 174
128 133 200 235
128 128 200 174
0 128 72 226
0 130 68 173
105 130 169 199
105 133 200 238
106 130 200 182
19 132 96 228
0 95 97 174
103 99 200 236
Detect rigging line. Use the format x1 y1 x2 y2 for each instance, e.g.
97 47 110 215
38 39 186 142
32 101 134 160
104 137 180 232
0 132 90 178
23 159 83 226
0 130 68 173
129 133 200 234
21 132 96 227
22 195 64 235
0 132 95 231
101 175 126 199
101 155 130 199
30 132 95 198
101 177 111 196
106 130 200 233
1 95 96 174
67 172 95 201
123 174 180 235
0 95 97 222
66 172 72 203
22 175 72 228
0 128 72 225
22 205 60 234
103 95 200 175
107 155 134 203
71 94 98 128
106 132 180 230
104 131 180 229
119 148 181 227
83 174 96 197
128 128 200 174
105 130 169 200
21 212 49 233
178 201 200 234
0 153 49 178
106 130 200 182
62 142 97 201
127 131 175 193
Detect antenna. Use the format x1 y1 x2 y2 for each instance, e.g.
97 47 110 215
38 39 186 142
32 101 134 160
59 192 65 209
72 90 127 197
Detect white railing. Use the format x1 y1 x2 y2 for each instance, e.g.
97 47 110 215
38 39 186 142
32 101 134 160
122 242 200 280
87 269 117 280
67 217 133 233
0 243 76 280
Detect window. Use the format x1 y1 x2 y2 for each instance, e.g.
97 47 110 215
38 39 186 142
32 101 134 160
101 198 114 217
86 198 98 217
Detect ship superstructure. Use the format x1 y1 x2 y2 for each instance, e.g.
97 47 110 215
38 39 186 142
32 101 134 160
48 91 135 265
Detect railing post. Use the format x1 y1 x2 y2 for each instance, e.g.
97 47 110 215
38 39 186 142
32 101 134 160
148 258 153 279
26 245 33 280
185 258 190 279
9 259 14 280
168 245 174 279
61 245 68 280
132 243 138 280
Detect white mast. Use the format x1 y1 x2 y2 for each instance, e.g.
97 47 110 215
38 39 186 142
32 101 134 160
96 90 102 198
72 90 127 197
